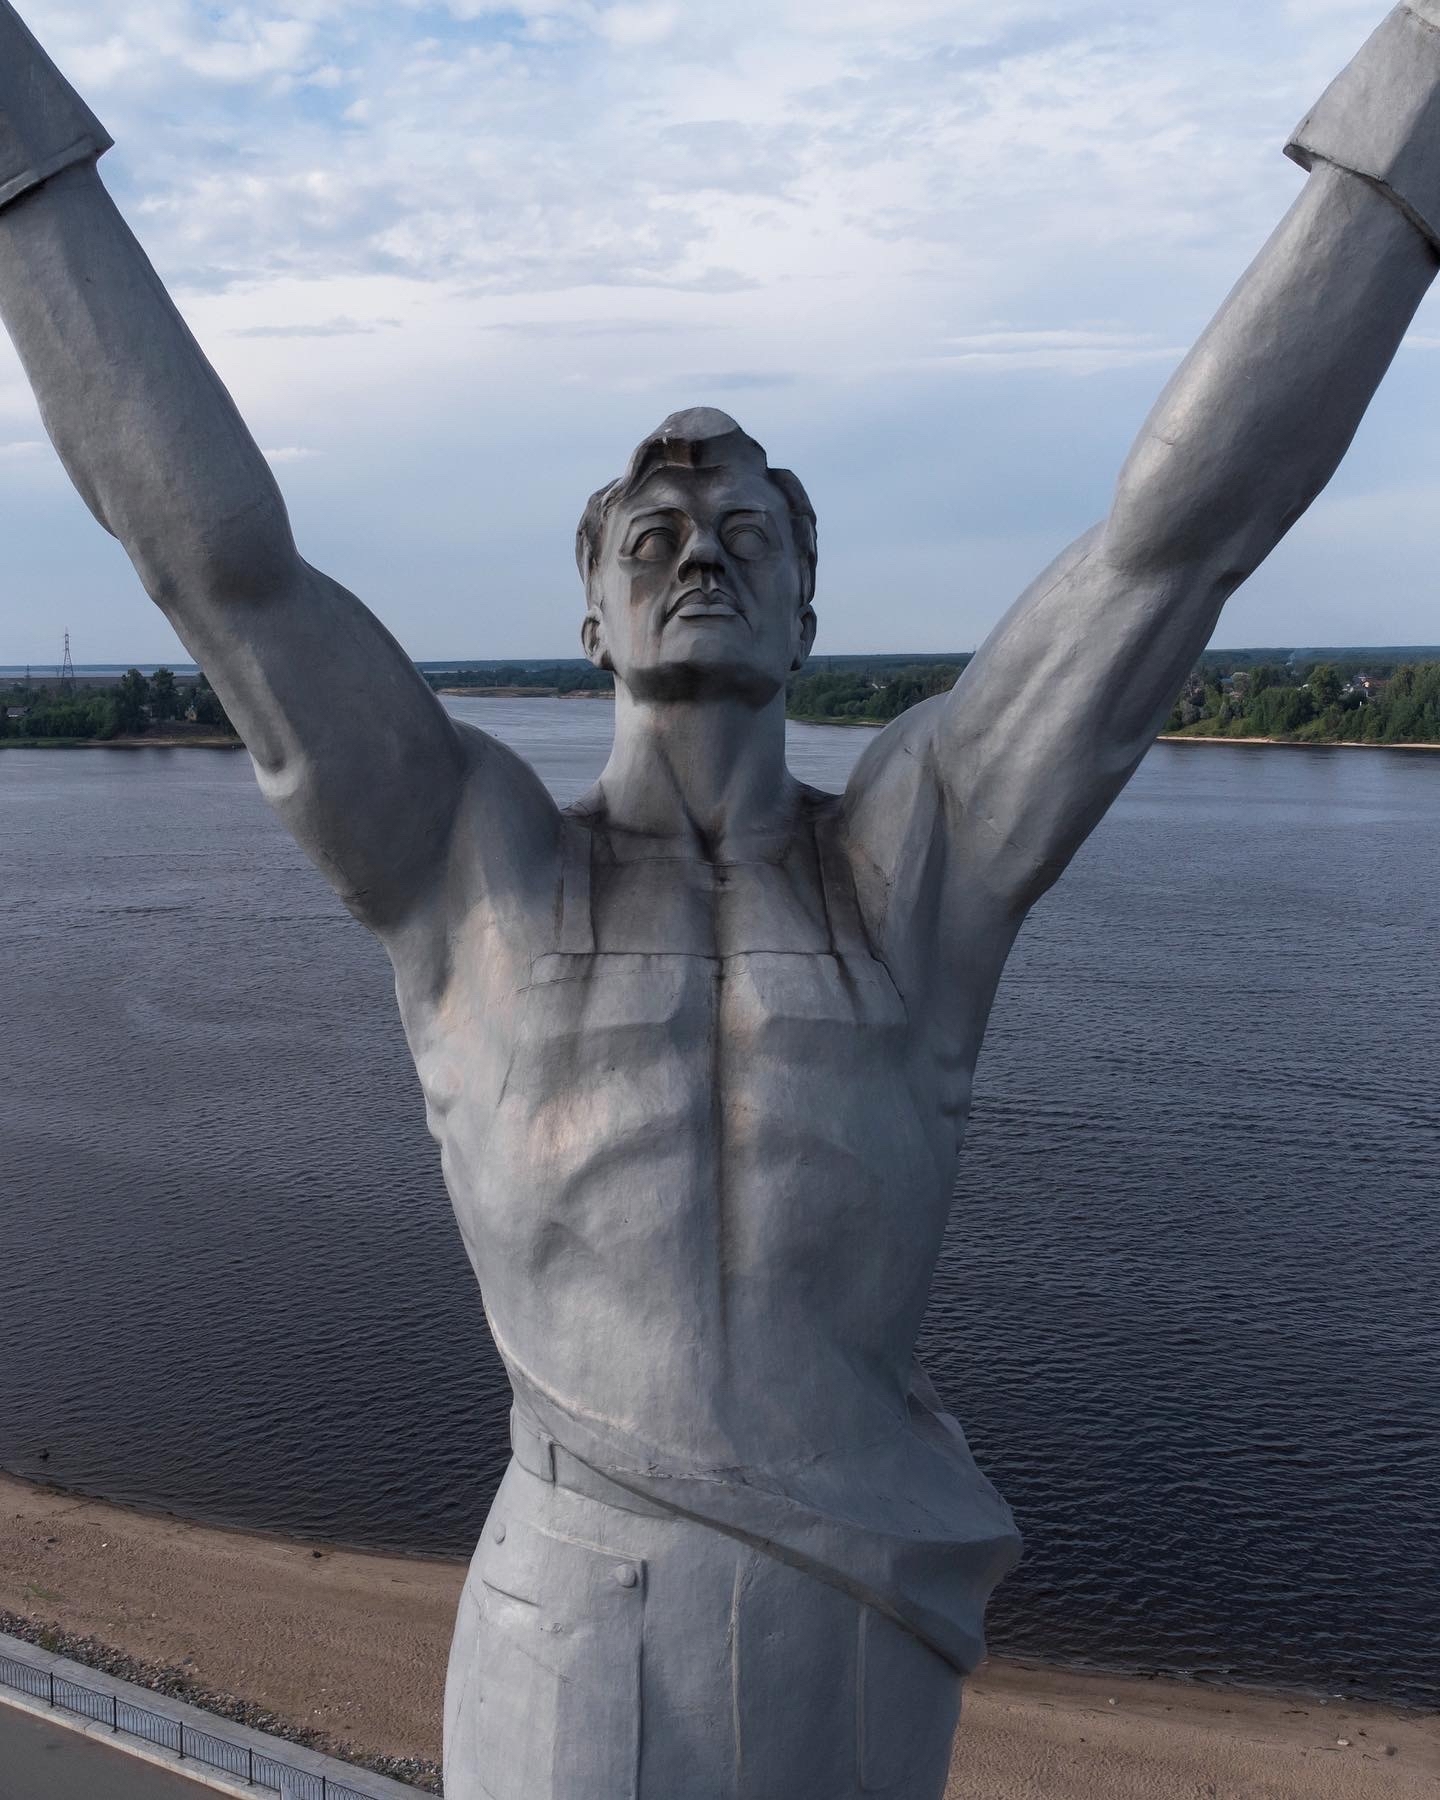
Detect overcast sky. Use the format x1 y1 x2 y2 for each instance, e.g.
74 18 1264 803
2 0 1439 666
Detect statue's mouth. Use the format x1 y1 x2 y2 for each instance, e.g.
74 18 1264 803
669 588 742 622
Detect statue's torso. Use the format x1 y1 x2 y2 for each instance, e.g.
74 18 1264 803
399 790 981 1471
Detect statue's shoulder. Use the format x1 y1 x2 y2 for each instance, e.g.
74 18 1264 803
394 719 568 942
841 695 948 828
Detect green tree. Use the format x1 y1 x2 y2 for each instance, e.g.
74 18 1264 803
193 675 237 736
114 667 150 734
1308 663 1343 709
150 666 180 721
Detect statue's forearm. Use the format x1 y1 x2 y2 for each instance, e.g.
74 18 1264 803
0 162 301 620
1105 5 1440 594
1104 162 1435 591
0 0 299 622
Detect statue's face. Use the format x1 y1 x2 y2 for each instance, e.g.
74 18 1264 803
583 463 816 702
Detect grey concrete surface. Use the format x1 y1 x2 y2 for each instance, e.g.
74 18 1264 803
0 1633 421 1800
0 1704 205 1800
4 4 1440 1797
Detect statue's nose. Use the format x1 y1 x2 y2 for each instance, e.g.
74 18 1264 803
678 528 725 580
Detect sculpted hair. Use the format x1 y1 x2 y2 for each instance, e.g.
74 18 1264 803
575 409 818 608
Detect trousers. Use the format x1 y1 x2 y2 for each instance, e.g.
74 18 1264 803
444 1454 962 1800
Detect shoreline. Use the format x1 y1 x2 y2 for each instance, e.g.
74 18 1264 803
791 715 1440 749
787 711 888 728
5 712 1439 754
438 685 612 699
0 734 243 750
1 1472 1433 1797
1156 732 1440 751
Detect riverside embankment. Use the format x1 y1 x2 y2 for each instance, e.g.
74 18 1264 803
3 1474 1435 1800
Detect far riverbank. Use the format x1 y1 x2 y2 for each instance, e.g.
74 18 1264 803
1158 732 1440 751
1 1473 1433 1799
0 733 243 750
788 713 1440 749
6 726 1440 752
6 694 1437 754
437 685 612 698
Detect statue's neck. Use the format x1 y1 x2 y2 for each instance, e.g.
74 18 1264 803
593 683 800 858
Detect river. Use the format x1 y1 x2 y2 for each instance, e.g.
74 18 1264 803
1 700 1436 1706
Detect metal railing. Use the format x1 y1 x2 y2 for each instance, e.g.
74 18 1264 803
0 1647 385 1799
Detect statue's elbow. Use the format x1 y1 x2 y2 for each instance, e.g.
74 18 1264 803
139 493 303 617
1101 475 1268 601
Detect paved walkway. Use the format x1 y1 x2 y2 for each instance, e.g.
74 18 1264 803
0 1702 207 1800
0 1631 421 1799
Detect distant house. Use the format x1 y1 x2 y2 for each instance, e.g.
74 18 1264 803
5 706 29 720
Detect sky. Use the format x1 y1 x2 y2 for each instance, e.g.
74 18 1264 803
2 0 1439 666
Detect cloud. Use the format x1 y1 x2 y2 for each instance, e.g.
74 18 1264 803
928 330 1187 376
53 2 333 93
46 0 1293 301
232 316 402 338
595 3 678 46
4 1 1440 663
482 317 719 337
941 331 1163 352
261 446 321 463
675 371 797 392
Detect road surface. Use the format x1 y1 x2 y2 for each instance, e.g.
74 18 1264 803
0 1702 207 1800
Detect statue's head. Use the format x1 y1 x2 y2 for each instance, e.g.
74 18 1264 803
576 408 818 703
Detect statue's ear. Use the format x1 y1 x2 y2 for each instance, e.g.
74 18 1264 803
791 604 818 673
581 608 611 671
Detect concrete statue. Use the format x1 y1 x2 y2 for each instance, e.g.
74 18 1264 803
3 5 1439 1794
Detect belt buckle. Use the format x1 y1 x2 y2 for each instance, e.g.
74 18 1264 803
509 1405 557 1483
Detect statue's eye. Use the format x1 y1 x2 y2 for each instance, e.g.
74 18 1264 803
630 527 677 561
725 524 768 559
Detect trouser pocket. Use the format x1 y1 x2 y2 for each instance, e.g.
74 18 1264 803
455 1516 645 1800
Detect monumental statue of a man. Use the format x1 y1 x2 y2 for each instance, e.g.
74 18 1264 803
3 5 1439 1795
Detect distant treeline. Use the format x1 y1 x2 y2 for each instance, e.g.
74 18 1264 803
1193 647 1440 681
1168 661 1440 745
423 655 980 716
12 648 1435 746
789 650 1440 743
424 663 614 694
786 660 973 723
0 667 236 742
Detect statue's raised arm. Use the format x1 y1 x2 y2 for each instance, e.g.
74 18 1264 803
0 1 558 935
846 3 1440 972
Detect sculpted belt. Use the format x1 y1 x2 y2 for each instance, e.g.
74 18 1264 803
504 1368 1021 1677
510 1406 674 1520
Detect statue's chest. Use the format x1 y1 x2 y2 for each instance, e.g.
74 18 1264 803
519 818 907 1059
422 811 941 1292
584 844 831 960
418 812 913 1164
533 901 898 1109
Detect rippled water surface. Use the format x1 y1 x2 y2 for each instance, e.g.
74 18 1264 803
2 703 1437 1706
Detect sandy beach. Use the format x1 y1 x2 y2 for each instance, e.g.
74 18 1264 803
1155 733 1440 751
1 1473 1434 1797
